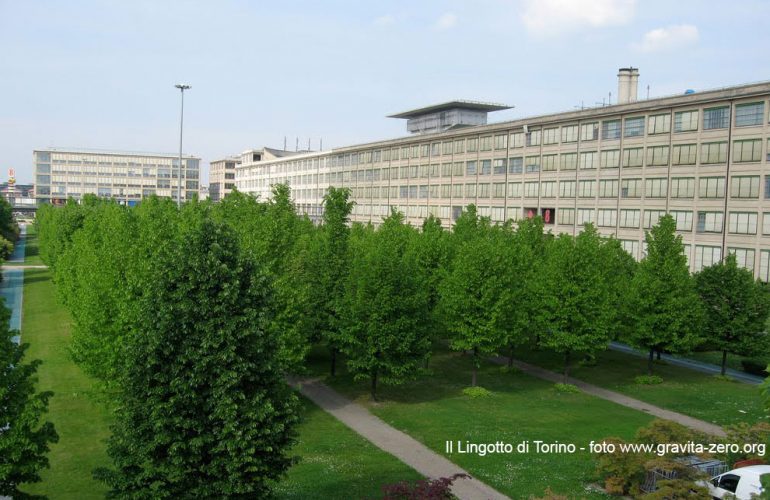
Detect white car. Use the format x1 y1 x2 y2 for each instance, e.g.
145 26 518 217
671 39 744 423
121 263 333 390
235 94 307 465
707 465 769 499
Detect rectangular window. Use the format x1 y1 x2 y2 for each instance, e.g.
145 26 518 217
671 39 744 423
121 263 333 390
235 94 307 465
441 163 452 177
478 183 490 198
602 120 621 140
600 149 620 169
540 181 556 197
624 116 645 137
765 175 770 199
507 182 522 198
622 147 644 168
599 179 618 198
731 175 760 198
430 143 440 156
578 180 596 198
701 142 728 164
728 212 758 234
646 146 670 166
694 246 722 272
452 184 463 198
580 122 599 141
645 178 668 198
621 178 642 198
466 161 477 176
579 151 598 169
674 110 699 132
442 141 453 155
526 130 541 146
525 181 539 198
670 210 693 231
558 208 575 225
733 139 762 162
620 240 640 260
441 184 451 198
508 157 523 174
479 136 492 151
577 208 595 225
467 138 478 153
543 127 559 145
493 159 507 175
420 144 430 157
494 134 507 150
510 133 524 148
598 209 617 227
761 251 770 282
561 125 578 143
542 154 557 171
699 176 726 198
452 162 464 176
465 183 476 198
671 144 697 165
648 114 671 134
696 211 724 233
643 210 667 229
619 209 640 228
480 160 492 175
703 106 730 130
729 248 755 272
525 156 540 173
560 153 577 170
493 183 506 198
559 180 575 198
670 177 695 198
735 102 764 127
764 213 770 235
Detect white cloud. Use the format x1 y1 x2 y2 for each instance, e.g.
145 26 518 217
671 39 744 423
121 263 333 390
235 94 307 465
434 12 458 31
521 0 635 36
374 14 395 27
633 24 699 52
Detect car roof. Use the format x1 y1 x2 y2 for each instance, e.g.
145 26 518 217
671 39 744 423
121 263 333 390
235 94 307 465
724 465 770 479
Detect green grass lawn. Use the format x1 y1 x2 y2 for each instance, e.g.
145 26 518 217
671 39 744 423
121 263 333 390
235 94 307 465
683 349 769 375
308 347 655 498
23 223 43 266
514 345 766 427
20 268 112 499
276 396 422 499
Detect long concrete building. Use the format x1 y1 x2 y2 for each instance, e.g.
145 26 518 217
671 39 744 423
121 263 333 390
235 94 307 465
236 68 770 280
33 148 201 206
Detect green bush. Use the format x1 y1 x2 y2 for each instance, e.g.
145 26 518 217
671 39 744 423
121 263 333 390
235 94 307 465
462 386 492 398
741 358 769 376
634 375 663 385
712 374 736 382
553 383 580 394
0 237 13 260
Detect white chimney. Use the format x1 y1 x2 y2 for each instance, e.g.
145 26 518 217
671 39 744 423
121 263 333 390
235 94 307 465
617 67 639 104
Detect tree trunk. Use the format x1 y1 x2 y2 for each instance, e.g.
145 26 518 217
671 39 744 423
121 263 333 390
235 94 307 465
656 350 661 361
562 352 570 382
508 344 514 368
648 348 654 376
371 369 378 401
721 350 728 376
471 347 478 387
330 347 337 377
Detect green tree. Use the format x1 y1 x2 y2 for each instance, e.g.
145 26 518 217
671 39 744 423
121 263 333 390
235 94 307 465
95 208 299 498
540 225 615 382
628 215 703 375
439 225 509 386
342 210 432 400
695 254 770 375
0 303 58 496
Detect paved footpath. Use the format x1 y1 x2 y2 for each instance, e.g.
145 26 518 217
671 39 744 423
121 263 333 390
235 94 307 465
494 357 727 437
2 265 48 269
289 377 510 500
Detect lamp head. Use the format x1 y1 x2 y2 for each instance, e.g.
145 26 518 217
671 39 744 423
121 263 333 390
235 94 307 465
175 84 191 90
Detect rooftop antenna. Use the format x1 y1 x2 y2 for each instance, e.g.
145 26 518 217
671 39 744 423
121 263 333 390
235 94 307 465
609 91 612 105
320 138 323 150
284 136 287 150
646 85 650 100
295 137 298 152
307 138 311 151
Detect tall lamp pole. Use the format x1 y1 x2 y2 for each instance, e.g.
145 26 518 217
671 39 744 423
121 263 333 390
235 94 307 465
174 84 191 207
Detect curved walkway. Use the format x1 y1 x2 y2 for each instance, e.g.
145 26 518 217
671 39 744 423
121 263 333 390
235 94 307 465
289 376 510 500
492 357 726 437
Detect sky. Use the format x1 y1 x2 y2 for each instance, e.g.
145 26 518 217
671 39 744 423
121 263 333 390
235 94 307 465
2 0 770 184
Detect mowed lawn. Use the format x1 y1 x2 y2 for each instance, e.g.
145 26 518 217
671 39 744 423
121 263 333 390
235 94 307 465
514 346 767 427
20 266 420 498
21 268 112 499
22 223 43 266
310 348 655 499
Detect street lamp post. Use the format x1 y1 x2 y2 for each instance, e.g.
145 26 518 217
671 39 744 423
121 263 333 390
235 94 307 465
174 84 191 207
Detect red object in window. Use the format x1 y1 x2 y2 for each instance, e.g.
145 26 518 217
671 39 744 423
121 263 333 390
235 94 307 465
544 209 551 223
527 209 534 218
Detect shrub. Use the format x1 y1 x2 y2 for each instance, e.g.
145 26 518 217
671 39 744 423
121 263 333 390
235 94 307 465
498 365 519 374
529 486 569 499
634 375 663 385
553 383 580 394
462 386 492 398
0 237 12 260
721 422 770 466
595 437 648 496
712 374 735 382
741 358 769 376
382 473 469 499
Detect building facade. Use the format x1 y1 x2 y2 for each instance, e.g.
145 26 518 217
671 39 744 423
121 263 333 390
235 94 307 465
236 72 770 280
33 148 201 205
208 156 240 202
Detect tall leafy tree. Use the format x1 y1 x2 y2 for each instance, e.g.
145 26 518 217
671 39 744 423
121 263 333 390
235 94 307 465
628 215 703 375
95 208 299 498
0 303 58 496
342 210 432 400
439 225 509 386
695 253 770 375
540 225 615 381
